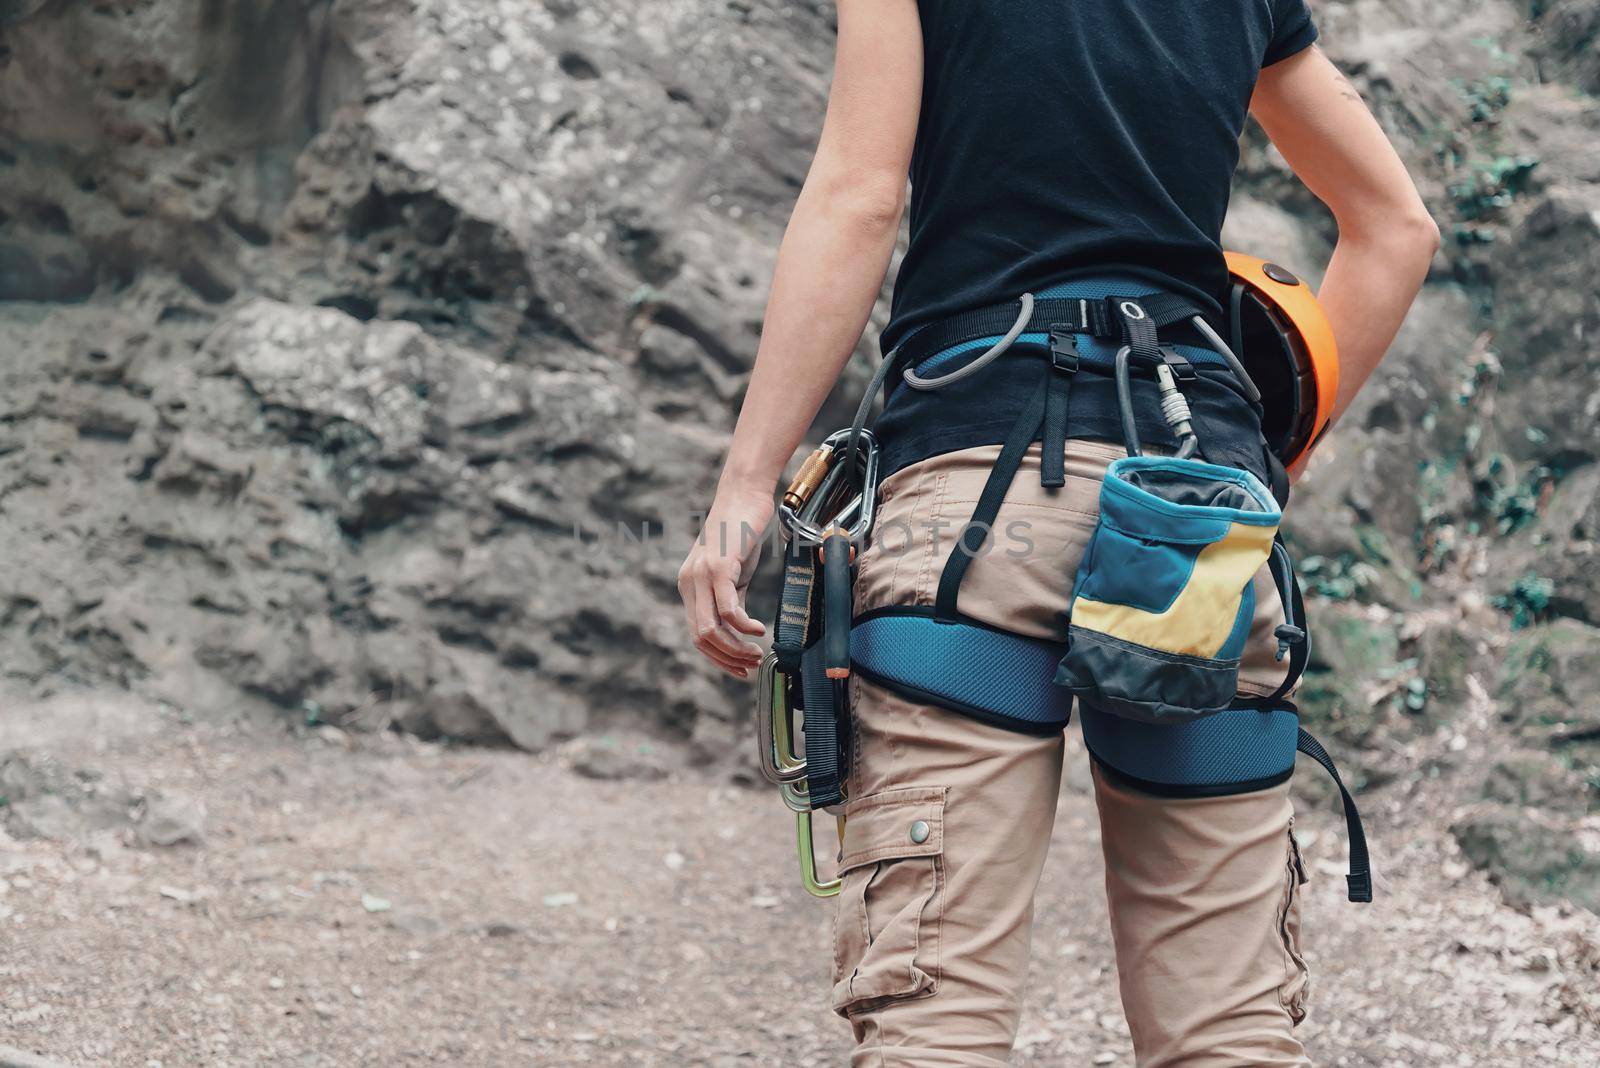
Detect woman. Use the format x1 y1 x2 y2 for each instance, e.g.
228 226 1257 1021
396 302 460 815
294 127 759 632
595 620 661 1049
679 1 1437 1064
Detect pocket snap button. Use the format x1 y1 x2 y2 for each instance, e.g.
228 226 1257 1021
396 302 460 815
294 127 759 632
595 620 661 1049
909 820 930 845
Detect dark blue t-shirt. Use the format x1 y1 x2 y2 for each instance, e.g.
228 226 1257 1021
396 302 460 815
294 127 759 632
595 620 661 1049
873 0 1319 484
882 0 1319 355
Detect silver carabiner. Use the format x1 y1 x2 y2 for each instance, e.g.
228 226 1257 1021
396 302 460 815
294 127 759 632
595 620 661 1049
755 652 809 786
778 428 879 548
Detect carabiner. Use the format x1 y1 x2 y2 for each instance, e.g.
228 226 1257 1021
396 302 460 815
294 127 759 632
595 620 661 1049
755 652 808 786
778 428 879 548
797 811 845 899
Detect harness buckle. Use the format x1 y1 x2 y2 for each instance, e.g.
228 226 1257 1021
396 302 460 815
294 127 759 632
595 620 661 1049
1160 345 1197 381
1048 328 1080 373
1274 623 1307 662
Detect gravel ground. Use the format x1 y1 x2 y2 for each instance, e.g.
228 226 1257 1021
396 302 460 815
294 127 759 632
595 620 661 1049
0 691 1595 1067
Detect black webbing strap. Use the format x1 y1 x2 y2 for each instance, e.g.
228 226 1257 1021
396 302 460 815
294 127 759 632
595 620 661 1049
1265 537 1310 704
1114 297 1164 365
896 292 1209 375
934 375 1052 622
771 540 817 673
1296 727 1374 903
1040 331 1079 488
771 539 850 810
1265 449 1292 509
800 672 848 809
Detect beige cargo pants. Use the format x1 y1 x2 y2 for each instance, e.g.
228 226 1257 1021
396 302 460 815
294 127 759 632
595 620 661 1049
833 440 1311 1067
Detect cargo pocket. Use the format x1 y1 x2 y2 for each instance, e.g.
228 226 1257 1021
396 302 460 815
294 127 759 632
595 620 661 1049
1278 822 1311 1024
830 786 946 1018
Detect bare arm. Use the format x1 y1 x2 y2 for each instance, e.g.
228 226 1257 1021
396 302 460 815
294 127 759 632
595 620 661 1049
679 0 924 676
1251 46 1440 427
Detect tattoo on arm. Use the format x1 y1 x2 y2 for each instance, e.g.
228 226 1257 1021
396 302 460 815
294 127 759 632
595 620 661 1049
1332 67 1363 104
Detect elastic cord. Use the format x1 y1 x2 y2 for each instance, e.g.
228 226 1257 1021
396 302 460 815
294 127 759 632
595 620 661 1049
1191 315 1262 404
845 292 1034 472
901 294 1035 391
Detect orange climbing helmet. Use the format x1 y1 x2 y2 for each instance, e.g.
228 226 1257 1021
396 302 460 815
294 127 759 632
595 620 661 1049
1223 251 1340 476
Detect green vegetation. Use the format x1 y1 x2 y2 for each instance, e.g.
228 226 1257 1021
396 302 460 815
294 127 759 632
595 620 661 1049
1404 668 1429 714
1459 74 1514 123
1479 460 1558 535
1494 573 1556 629
1449 155 1541 220
1416 456 1462 573
1454 349 1502 406
1298 552 1381 602
1440 57 1539 249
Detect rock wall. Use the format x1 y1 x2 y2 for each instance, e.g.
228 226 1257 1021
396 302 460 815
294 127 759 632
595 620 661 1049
1 1 1596 899
1 0 846 760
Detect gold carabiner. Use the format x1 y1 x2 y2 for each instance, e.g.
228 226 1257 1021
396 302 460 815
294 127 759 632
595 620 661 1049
797 811 845 899
783 444 835 512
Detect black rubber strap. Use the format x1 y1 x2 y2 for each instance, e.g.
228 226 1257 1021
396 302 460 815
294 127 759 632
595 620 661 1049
934 374 1050 622
896 292 1210 373
821 533 853 676
771 539 849 810
1296 728 1374 903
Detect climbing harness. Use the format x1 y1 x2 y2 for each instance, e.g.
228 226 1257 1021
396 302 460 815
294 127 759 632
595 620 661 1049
754 268 1371 904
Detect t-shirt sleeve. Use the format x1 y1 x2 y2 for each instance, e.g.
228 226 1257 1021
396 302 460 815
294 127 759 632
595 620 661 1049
1262 0 1320 67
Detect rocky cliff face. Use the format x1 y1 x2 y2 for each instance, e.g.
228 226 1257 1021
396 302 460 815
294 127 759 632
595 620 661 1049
0 0 841 760
2 1 1596 902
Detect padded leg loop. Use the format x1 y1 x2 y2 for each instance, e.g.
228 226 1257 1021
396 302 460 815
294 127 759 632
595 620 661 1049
1081 702 1374 904
1079 702 1299 797
850 608 1073 735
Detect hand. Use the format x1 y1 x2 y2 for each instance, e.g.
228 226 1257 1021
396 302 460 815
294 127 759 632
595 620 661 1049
678 487 773 678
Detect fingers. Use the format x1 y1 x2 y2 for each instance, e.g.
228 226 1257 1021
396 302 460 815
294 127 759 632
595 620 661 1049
693 586 763 672
713 574 767 638
679 556 764 679
700 643 759 678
